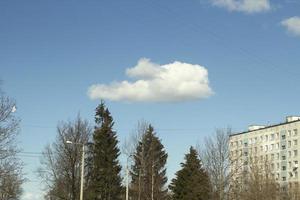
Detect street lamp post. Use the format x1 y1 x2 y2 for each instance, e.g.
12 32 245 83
126 157 129 200
151 159 160 200
126 154 134 200
66 141 85 200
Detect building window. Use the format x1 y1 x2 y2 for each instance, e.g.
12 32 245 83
271 134 275 140
271 154 274 160
294 140 298 146
277 163 280 169
277 153 280 159
288 130 292 137
244 142 248 147
271 144 274 150
288 141 291 148
265 145 268 151
282 166 286 171
282 145 286 150
271 163 275 170
282 135 286 140
294 129 298 136
294 150 298 157
282 155 286 160
295 161 298 165
289 161 292 168
282 177 287 181
276 143 279 149
276 133 279 139
289 151 292 157
265 135 268 141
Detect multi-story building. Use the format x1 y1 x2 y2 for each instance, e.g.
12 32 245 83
229 116 300 188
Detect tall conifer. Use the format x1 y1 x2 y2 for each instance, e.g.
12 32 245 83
89 102 122 200
169 146 211 200
130 125 168 200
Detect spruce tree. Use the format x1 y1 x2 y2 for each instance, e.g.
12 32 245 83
169 146 211 200
130 125 168 200
89 102 122 200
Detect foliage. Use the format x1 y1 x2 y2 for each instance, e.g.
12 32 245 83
87 101 122 200
130 125 168 200
169 146 211 200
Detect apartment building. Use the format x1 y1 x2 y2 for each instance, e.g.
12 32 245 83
229 116 300 187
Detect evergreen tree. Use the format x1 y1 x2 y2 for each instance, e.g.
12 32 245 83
89 102 122 200
169 146 211 200
130 125 168 200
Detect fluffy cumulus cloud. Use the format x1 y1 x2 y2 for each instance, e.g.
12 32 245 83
281 16 300 37
211 0 271 13
88 58 213 102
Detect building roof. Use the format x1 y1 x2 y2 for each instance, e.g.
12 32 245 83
229 119 300 137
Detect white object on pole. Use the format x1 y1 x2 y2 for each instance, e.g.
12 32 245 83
11 106 17 113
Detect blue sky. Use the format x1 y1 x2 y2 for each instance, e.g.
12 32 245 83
0 0 299 199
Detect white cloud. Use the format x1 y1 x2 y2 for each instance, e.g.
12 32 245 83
211 0 271 13
281 16 300 37
88 58 213 102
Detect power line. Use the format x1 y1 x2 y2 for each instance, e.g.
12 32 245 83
16 154 41 158
21 124 205 133
115 0 297 79
18 151 44 155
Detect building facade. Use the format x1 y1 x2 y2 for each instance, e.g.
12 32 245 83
229 116 300 188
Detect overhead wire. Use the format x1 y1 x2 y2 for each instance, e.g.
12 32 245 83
113 0 298 79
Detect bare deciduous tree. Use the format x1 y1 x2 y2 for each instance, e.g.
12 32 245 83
198 128 233 200
0 88 24 199
230 156 279 200
199 127 300 200
122 120 149 158
38 115 91 200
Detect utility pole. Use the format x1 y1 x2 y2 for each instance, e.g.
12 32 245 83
80 145 85 200
66 141 85 200
126 156 129 200
151 163 154 200
138 169 141 200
